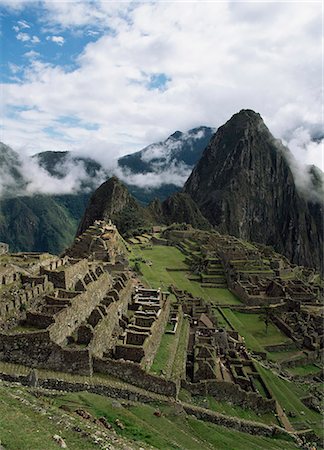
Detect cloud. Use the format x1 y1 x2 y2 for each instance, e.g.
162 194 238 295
1 0 322 180
24 50 40 59
46 35 65 45
16 32 30 42
20 156 107 195
30 35 40 44
115 160 192 190
16 32 40 43
17 20 30 29
281 129 324 202
8 63 20 74
0 144 109 197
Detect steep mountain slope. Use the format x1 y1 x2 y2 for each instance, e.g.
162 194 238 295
77 177 153 236
78 177 212 237
0 194 87 253
0 142 25 196
184 109 323 271
0 127 214 253
118 126 214 174
149 193 211 230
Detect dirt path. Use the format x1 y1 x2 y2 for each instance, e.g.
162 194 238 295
275 400 295 432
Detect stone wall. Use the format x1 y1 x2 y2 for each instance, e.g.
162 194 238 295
182 404 283 438
264 343 297 352
229 283 283 306
0 279 54 323
141 297 171 370
48 272 112 344
0 330 92 375
25 312 54 329
89 278 132 357
271 316 295 340
182 380 275 413
280 351 319 368
40 259 90 290
93 357 177 397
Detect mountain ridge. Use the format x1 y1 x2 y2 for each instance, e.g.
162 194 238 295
183 109 323 271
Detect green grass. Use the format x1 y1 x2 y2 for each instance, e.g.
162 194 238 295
54 391 298 450
256 363 323 437
178 391 278 426
150 333 175 375
131 245 241 305
222 310 293 354
267 351 303 363
0 385 100 450
287 364 322 377
171 317 190 380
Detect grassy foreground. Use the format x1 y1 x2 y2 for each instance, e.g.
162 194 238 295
0 383 299 450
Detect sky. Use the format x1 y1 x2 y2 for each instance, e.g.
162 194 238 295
0 0 322 172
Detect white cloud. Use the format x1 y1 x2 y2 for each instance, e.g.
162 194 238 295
16 32 40 43
24 50 40 59
16 32 30 42
46 35 65 45
17 20 30 29
115 161 192 189
8 63 20 74
31 35 40 44
1 0 322 181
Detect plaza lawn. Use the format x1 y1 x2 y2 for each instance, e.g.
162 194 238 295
222 309 293 354
131 245 241 305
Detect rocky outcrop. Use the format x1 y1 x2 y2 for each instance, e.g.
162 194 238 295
184 109 323 272
77 176 153 236
78 178 211 236
149 193 211 230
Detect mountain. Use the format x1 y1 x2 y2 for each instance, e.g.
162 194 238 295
0 144 93 253
117 126 215 203
0 127 214 253
28 126 214 206
77 176 153 237
0 194 90 253
184 109 323 272
118 126 215 174
149 193 211 230
0 142 25 196
78 177 212 237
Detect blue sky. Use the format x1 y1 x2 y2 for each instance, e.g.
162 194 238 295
0 0 322 173
1 5 103 81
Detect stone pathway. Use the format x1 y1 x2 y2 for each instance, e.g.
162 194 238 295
275 400 295 433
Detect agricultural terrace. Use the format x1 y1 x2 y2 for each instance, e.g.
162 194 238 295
130 244 241 305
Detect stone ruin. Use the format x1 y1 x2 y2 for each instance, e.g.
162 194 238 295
65 220 127 268
113 286 170 369
272 309 324 355
0 222 171 379
172 287 268 397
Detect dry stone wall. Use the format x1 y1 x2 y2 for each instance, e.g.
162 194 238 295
93 357 178 397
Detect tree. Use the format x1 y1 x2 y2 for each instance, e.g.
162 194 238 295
259 305 271 335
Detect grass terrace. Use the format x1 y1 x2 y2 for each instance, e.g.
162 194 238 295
53 391 298 450
130 245 242 305
222 309 295 355
256 363 323 438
